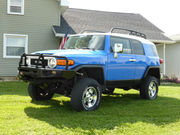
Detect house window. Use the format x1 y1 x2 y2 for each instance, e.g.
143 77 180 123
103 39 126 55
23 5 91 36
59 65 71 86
3 34 28 58
7 0 24 15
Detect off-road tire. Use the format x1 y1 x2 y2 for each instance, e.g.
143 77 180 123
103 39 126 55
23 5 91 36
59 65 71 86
71 78 102 111
28 83 54 101
140 76 159 100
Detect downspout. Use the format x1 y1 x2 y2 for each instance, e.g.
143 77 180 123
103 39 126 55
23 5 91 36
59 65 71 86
163 43 166 76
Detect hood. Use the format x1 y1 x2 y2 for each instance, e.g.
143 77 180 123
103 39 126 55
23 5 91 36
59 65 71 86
34 49 107 69
34 49 105 57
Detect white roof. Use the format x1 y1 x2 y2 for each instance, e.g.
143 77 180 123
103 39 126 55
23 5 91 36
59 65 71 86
70 32 154 45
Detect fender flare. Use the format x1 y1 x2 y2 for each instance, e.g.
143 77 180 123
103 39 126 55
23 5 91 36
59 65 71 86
73 65 106 88
143 66 160 84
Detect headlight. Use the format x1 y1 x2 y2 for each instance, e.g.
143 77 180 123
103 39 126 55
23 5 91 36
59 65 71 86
48 58 57 68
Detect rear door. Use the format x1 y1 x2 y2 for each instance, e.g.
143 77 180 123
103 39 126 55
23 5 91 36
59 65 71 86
130 39 147 79
107 36 136 80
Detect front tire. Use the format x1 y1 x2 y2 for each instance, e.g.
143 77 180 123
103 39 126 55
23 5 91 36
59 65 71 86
71 78 102 111
140 76 159 100
28 83 54 101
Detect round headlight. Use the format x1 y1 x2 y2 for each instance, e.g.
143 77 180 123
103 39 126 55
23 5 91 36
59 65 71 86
48 58 57 68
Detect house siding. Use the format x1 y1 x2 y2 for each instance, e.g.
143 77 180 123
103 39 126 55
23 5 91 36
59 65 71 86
165 43 180 79
0 0 61 76
157 43 180 79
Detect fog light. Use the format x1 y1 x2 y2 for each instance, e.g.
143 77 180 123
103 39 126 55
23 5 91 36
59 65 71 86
26 58 31 66
19 72 23 75
52 71 56 74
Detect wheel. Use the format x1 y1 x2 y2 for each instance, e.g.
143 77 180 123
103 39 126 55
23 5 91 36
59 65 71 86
71 78 102 111
103 88 115 95
140 76 159 100
28 83 54 101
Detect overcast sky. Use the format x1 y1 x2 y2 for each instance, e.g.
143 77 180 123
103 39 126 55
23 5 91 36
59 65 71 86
68 0 180 36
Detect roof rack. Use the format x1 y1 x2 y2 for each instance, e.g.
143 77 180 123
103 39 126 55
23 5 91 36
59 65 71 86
110 27 147 39
80 30 105 34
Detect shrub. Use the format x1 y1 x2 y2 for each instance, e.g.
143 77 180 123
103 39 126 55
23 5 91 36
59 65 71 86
162 75 180 84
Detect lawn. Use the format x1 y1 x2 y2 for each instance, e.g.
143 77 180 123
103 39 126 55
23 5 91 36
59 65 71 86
0 82 180 135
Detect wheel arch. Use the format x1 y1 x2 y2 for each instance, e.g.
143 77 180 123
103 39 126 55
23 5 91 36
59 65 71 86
73 65 106 88
143 66 160 84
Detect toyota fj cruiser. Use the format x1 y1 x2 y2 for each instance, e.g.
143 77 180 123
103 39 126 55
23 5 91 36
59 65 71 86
18 28 161 111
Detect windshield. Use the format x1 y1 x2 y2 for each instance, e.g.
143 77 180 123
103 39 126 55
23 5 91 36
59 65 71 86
63 35 105 50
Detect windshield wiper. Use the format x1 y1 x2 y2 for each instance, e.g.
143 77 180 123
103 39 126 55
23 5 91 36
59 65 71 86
68 47 78 49
81 47 95 51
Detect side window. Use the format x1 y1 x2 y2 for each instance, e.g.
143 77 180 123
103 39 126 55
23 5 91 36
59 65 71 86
131 39 144 55
110 36 131 54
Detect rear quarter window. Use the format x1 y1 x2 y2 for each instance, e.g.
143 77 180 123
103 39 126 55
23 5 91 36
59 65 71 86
151 44 159 56
142 43 159 57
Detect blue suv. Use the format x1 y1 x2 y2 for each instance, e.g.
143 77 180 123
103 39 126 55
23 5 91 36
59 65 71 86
18 28 161 111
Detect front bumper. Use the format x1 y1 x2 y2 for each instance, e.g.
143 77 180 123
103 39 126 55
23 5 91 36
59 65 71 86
18 67 76 81
18 53 76 81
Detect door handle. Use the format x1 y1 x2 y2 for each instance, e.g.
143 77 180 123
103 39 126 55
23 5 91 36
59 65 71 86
129 58 136 62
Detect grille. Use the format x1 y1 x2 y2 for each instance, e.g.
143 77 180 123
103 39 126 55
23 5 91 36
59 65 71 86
31 59 48 66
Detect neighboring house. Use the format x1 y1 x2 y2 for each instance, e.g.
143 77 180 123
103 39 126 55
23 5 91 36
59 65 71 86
0 0 69 77
157 34 180 79
53 8 173 77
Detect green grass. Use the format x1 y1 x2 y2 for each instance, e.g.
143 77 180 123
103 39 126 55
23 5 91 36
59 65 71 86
0 82 180 135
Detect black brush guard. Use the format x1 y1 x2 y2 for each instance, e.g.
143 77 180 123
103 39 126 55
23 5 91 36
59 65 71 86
19 53 69 70
18 53 76 81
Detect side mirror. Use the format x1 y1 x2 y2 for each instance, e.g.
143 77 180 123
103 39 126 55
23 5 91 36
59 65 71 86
113 43 123 58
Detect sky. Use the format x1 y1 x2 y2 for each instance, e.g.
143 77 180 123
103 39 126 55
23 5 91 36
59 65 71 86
68 0 180 36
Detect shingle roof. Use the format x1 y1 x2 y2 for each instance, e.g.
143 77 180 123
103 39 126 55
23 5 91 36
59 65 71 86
53 8 172 43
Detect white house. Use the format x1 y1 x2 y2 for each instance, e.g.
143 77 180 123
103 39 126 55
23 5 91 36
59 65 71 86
157 34 180 79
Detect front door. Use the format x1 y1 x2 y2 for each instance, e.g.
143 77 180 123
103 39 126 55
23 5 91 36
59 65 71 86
107 36 136 81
